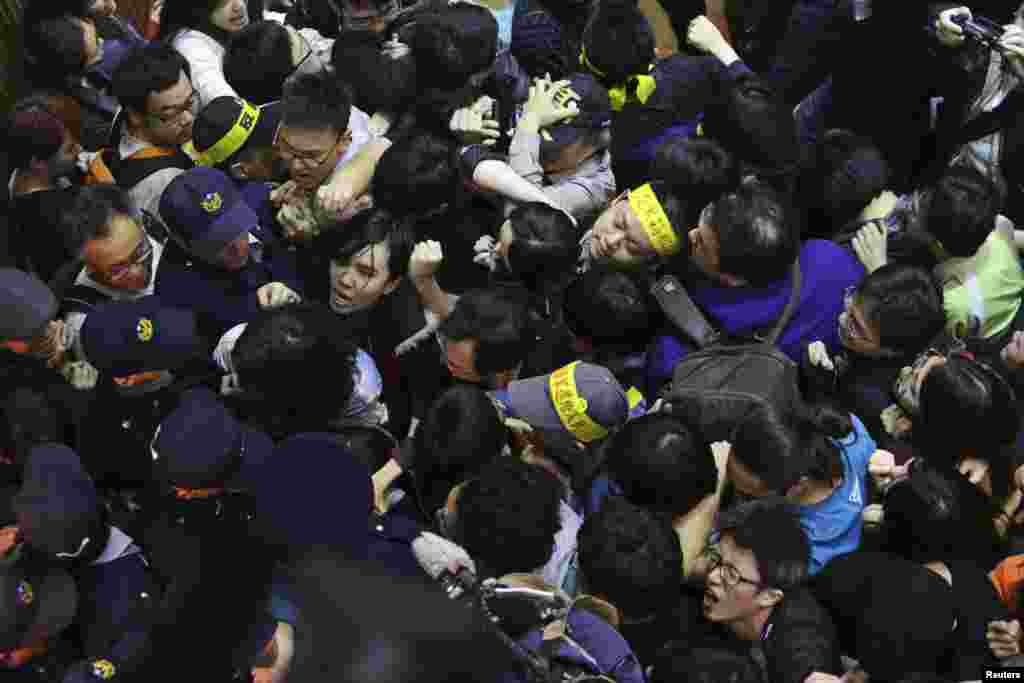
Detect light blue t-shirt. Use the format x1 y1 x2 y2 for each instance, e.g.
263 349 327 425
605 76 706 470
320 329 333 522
799 414 876 575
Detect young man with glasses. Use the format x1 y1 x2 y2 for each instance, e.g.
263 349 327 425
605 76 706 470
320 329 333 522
699 498 842 683
269 71 390 241
96 44 198 217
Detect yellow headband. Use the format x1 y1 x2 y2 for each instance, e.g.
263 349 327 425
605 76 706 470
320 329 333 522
196 100 261 167
548 362 608 443
629 183 679 256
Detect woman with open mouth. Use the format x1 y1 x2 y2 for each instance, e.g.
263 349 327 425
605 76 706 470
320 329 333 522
160 0 256 108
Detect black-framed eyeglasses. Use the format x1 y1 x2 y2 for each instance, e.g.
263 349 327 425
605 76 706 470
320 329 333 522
104 234 154 282
702 542 764 591
147 89 199 126
273 124 344 169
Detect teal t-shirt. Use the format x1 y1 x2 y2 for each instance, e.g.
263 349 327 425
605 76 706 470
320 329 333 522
799 414 876 575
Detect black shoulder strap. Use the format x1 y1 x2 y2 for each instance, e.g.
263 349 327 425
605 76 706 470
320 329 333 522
109 148 194 189
651 275 720 349
957 89 1024 146
652 258 802 349
762 258 802 345
60 283 112 315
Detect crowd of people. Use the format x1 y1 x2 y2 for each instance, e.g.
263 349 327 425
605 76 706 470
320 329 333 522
6 0 1024 680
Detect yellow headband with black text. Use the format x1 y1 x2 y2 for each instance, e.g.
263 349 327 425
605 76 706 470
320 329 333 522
629 183 680 257
549 362 609 443
195 99 261 167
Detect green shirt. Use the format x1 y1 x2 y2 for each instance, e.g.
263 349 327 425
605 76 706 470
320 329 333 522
936 217 1024 339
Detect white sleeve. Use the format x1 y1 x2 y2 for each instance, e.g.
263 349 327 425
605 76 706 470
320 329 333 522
62 312 88 361
173 31 237 108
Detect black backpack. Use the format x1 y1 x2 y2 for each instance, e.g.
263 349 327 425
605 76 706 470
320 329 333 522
652 262 804 441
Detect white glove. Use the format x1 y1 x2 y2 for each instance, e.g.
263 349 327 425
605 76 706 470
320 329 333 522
935 6 971 47
807 340 835 371
450 99 500 145
409 240 444 281
412 531 477 592
381 34 411 59
1000 24 1024 79
473 235 498 271
77 151 99 174
851 221 887 273
60 360 99 390
257 282 302 309
367 111 394 138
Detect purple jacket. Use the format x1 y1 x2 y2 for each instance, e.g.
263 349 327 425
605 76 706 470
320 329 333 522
646 239 864 394
501 606 645 683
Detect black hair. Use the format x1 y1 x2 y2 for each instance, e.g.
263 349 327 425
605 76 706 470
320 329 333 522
231 303 358 439
439 289 530 377
504 203 578 294
331 32 418 114
24 0 98 21
24 14 90 84
580 0 655 86
577 497 682 618
716 497 810 591
6 103 66 170
918 354 1019 469
651 643 763 683
881 466 963 564
280 71 352 136
606 413 717 517
926 166 1003 258
454 459 563 578
223 20 294 106
409 385 507 519
798 129 891 234
3 389 61 469
61 184 135 257
286 553 520 683
563 266 655 347
111 43 191 115
729 400 852 494
372 132 456 216
320 209 416 283
651 137 739 211
856 264 944 354
408 5 497 91
709 181 798 286
703 73 798 185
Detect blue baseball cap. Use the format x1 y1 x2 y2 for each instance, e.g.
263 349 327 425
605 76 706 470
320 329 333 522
251 433 373 555
13 444 101 560
152 386 273 491
0 269 57 341
159 167 259 264
80 297 205 377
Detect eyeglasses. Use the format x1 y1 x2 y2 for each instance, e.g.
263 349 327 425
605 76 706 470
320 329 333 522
274 125 343 169
702 543 764 591
842 286 874 345
105 236 153 282
148 89 198 126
